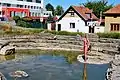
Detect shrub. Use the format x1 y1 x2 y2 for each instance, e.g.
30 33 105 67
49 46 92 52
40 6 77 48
57 31 83 36
16 20 32 28
13 16 20 23
97 32 120 39
44 30 57 34
44 30 84 36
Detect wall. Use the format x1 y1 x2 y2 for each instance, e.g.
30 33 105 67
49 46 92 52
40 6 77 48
95 26 105 33
0 0 43 8
47 23 51 30
0 0 44 17
105 16 120 32
56 17 88 33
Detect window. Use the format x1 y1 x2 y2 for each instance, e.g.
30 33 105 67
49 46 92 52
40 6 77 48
2 3 7 6
25 5 27 8
17 5 20 7
39 7 41 9
70 12 74 17
46 13 48 15
29 12 31 16
36 0 41 3
111 23 120 31
32 12 34 16
20 5 23 8
28 6 30 8
35 13 37 16
34 6 36 9
37 7 39 9
26 0 32 2
38 13 40 16
7 3 11 7
31 6 33 9
70 23 75 28
114 16 117 18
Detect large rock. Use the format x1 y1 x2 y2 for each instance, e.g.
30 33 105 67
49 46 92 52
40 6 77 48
0 72 7 80
0 46 15 55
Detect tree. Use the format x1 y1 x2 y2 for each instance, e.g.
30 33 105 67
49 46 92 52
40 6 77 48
81 0 113 18
55 5 64 16
13 16 20 23
47 14 54 22
45 3 55 16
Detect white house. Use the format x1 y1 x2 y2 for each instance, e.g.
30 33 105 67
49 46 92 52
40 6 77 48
54 6 104 33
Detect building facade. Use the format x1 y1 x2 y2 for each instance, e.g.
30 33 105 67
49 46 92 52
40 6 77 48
105 4 120 32
0 0 44 18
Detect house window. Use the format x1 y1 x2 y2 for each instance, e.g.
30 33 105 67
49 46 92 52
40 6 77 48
70 23 75 28
110 24 120 31
31 6 33 9
25 5 27 8
34 6 36 9
0 11 1 15
70 12 74 17
114 16 117 18
28 6 30 8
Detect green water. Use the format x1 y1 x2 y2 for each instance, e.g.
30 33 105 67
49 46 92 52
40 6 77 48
0 50 108 80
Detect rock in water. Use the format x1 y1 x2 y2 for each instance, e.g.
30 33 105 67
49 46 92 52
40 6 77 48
0 46 15 55
9 70 28 78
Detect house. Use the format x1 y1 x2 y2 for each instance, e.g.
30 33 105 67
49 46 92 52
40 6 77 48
105 4 120 32
54 6 104 33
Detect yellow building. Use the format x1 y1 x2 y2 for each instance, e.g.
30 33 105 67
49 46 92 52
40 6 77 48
105 4 120 32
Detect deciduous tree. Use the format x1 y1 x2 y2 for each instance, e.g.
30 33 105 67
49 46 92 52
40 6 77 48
81 0 113 18
45 3 55 15
55 5 64 16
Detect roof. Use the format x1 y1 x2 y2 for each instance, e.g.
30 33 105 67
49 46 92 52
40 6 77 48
72 6 98 20
105 4 120 14
58 6 98 21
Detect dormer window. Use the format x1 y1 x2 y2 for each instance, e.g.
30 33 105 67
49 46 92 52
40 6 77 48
114 16 117 18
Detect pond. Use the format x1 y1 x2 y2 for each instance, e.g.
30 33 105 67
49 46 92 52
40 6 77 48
0 50 108 80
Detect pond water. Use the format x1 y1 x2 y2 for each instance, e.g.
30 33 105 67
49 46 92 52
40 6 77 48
0 51 108 80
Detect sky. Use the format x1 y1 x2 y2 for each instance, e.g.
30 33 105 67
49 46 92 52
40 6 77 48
44 0 119 10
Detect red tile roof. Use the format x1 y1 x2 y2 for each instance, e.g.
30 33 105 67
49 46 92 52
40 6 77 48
105 4 120 14
72 6 98 20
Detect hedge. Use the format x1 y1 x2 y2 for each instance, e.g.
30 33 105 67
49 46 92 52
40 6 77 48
44 30 84 36
97 32 120 39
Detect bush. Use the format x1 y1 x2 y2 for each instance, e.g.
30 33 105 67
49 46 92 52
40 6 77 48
44 30 84 36
17 20 32 28
97 32 120 39
44 30 57 34
57 31 83 36
13 16 20 23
